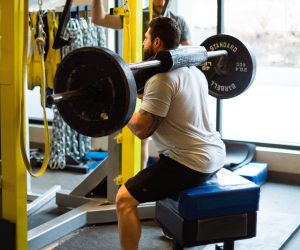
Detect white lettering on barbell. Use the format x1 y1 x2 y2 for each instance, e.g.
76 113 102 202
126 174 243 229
176 54 205 66
209 42 238 53
235 62 248 72
211 81 237 92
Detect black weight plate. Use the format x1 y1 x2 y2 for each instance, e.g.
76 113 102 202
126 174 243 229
200 34 256 99
54 47 137 137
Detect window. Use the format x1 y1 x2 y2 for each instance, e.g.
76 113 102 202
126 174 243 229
221 0 300 147
172 0 219 127
27 88 54 121
176 0 300 147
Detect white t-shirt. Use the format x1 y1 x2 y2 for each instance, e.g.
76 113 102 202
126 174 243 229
141 66 226 173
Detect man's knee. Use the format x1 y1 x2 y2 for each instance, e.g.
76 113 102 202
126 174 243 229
116 185 138 212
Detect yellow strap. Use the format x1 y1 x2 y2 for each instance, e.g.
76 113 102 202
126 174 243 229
20 12 50 177
45 10 61 89
123 0 131 62
27 12 44 90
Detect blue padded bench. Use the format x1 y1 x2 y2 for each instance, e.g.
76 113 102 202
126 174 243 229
234 162 268 186
155 168 260 250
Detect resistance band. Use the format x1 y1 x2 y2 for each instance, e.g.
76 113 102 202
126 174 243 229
20 0 50 177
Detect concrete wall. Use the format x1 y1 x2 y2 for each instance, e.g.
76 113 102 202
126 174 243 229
256 147 300 174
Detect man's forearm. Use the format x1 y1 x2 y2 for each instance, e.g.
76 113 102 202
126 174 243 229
127 109 163 140
91 0 123 29
91 0 102 24
127 112 148 139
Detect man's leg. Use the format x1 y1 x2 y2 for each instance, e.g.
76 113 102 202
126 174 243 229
116 184 140 250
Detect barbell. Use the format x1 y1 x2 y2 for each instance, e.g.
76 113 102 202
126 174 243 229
47 34 256 137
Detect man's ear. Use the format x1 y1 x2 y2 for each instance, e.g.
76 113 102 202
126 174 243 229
153 37 163 50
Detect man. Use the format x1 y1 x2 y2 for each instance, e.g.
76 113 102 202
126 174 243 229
115 17 226 250
143 0 192 45
92 0 192 169
92 0 192 45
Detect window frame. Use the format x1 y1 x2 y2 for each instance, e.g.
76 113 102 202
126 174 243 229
215 0 300 150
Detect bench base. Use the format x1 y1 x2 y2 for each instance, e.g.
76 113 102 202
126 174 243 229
156 199 257 250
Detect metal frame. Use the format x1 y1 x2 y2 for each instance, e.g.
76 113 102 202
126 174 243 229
28 199 155 250
27 185 61 217
27 134 155 250
0 1 28 249
120 0 143 184
2 1 166 249
216 0 224 134
28 1 149 249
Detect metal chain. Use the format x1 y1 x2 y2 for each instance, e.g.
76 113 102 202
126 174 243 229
49 106 66 169
36 0 46 54
50 17 94 170
62 18 83 56
65 125 80 157
87 17 106 47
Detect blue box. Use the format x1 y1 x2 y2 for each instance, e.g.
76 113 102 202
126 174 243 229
234 162 268 186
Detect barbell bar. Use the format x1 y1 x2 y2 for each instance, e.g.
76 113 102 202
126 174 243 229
47 47 229 106
49 34 256 137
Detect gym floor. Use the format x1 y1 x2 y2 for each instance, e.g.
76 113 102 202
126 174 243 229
29 168 300 250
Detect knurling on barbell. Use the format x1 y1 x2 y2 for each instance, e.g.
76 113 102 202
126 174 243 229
49 34 256 137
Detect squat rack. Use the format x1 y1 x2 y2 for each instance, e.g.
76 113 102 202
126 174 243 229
0 0 152 249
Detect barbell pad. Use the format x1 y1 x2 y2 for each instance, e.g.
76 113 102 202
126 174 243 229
134 47 209 93
132 55 161 94
156 46 208 71
133 67 160 94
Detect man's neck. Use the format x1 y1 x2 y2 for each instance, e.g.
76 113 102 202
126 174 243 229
153 12 160 18
153 9 169 18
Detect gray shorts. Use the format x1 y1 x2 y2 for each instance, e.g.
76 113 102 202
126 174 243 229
125 154 215 203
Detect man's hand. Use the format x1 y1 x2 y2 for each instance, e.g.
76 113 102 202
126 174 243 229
137 93 144 100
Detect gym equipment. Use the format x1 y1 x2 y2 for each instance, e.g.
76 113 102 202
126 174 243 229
132 46 225 93
49 47 136 138
223 140 256 171
28 134 156 250
234 162 268 186
156 168 260 250
47 35 256 137
200 34 256 99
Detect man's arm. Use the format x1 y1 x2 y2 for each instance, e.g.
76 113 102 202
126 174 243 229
178 16 193 45
127 109 163 140
92 0 123 29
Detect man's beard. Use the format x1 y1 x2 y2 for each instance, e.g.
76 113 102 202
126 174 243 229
143 46 155 61
153 4 164 16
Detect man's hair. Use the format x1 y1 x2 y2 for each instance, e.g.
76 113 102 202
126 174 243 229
148 16 181 49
